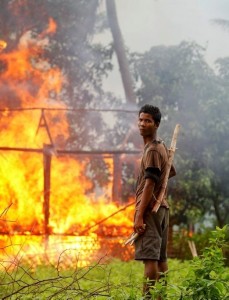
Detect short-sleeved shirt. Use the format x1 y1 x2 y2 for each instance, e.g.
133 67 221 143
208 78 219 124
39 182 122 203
135 139 175 210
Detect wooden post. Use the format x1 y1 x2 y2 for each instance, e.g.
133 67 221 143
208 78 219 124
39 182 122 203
188 240 198 257
43 144 53 249
112 154 122 203
36 109 54 145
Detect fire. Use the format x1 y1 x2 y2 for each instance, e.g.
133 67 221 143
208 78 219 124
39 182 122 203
44 18 57 35
0 234 101 269
0 40 7 52
0 18 135 267
0 33 64 108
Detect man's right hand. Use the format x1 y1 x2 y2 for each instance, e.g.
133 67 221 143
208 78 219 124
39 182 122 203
134 213 146 235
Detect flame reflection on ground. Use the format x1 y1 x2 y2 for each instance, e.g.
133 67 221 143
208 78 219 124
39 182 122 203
0 234 134 269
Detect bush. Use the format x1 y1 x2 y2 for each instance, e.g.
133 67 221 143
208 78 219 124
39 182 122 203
151 225 229 299
172 225 229 263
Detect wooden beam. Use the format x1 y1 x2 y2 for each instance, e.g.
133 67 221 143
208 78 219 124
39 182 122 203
0 147 140 155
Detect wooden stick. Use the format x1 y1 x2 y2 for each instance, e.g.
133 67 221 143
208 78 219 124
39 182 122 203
124 232 139 246
188 240 198 257
124 224 146 246
80 201 135 235
152 124 181 213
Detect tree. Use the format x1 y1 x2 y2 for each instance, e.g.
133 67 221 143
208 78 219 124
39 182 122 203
106 0 136 104
212 18 229 32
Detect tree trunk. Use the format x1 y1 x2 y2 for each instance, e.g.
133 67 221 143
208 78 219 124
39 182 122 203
213 195 224 228
106 0 136 104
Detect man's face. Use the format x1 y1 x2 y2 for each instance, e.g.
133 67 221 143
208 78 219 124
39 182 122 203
138 112 158 137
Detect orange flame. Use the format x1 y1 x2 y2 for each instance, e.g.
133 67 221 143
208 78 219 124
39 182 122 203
0 40 7 52
46 18 57 34
39 18 57 39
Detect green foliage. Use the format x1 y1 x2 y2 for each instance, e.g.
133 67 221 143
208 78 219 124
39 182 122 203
0 258 144 299
181 226 229 299
151 226 229 299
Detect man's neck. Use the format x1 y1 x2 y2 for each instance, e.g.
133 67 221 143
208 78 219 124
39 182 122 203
143 134 157 145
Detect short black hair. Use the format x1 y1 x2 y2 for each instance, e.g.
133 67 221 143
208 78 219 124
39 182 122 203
139 104 161 125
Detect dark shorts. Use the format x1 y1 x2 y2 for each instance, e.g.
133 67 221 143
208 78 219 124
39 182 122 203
134 207 169 261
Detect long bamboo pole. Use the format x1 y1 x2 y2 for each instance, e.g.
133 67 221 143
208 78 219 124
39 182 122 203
152 124 180 213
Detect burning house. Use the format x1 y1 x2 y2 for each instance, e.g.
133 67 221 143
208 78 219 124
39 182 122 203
0 15 141 267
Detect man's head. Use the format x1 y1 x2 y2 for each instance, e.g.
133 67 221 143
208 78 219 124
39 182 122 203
138 105 161 139
138 104 161 126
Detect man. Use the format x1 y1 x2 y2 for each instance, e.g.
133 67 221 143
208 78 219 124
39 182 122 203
134 104 176 298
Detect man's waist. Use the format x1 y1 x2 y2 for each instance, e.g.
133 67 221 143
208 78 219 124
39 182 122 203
135 197 169 209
